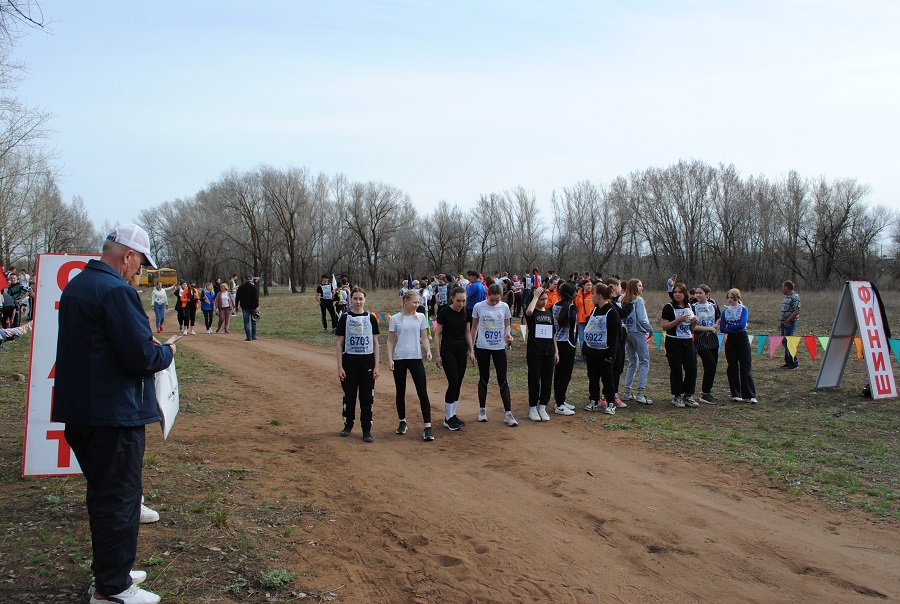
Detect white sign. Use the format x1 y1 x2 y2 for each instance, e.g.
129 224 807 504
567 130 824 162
23 253 97 476
815 281 897 400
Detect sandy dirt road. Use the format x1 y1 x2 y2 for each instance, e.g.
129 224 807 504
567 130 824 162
176 332 897 603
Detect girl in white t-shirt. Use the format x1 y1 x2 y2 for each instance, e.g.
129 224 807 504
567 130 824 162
387 290 434 441
471 283 517 426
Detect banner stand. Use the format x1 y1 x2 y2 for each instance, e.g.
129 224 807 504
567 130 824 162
815 281 897 399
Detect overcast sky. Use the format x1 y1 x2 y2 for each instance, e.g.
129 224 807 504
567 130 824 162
13 0 900 226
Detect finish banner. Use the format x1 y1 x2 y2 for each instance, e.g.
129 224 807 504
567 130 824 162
23 253 97 476
815 281 897 399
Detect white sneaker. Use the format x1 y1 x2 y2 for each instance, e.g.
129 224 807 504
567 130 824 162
477 408 487 422
623 392 635 401
732 396 744 402
504 411 518 427
563 402 576 411
183 329 188 335
539 408 550 421
673 396 685 408
90 583 160 604
634 393 652 405
190 329 196 335
140 504 160 524
683 396 700 408
749 397 758 404
554 405 575 416
603 404 616 415
207 328 212 334
88 570 147 597
529 408 541 422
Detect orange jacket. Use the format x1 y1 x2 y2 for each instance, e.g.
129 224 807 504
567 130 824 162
180 286 200 309
546 289 561 308
574 290 594 323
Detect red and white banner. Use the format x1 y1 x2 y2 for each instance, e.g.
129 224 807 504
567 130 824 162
816 280 897 400
23 253 98 476
849 281 897 399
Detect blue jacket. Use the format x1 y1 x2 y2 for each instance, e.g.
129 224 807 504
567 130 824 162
200 289 215 311
52 259 174 427
719 304 749 334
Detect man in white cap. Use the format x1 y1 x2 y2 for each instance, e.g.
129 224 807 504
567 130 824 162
52 224 176 604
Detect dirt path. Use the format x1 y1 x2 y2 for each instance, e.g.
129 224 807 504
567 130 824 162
176 333 897 603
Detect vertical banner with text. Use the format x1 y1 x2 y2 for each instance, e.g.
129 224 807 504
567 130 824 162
815 280 897 400
23 253 98 476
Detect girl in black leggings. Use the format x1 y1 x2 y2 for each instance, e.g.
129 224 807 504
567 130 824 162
471 283 517 427
387 290 434 441
434 286 474 431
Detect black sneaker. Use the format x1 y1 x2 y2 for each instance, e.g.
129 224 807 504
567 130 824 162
699 392 717 404
423 427 434 441
443 416 461 431
454 415 466 427
362 433 374 443
340 426 352 437
395 420 408 435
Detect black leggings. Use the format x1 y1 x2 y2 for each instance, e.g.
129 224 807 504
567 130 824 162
341 361 375 433
725 334 756 399
584 350 615 404
185 305 197 328
527 351 554 406
175 306 185 328
697 347 719 394
440 346 468 404
202 309 214 330
476 347 512 412
392 358 431 423
554 343 576 406
665 337 697 396
320 300 338 329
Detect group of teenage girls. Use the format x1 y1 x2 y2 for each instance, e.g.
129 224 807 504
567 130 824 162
335 276 758 442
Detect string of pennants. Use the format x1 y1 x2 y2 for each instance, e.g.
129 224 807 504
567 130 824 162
370 312 900 364
0 321 32 339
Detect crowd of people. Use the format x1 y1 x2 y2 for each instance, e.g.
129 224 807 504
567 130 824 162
150 274 261 342
1 266 34 330
335 270 802 443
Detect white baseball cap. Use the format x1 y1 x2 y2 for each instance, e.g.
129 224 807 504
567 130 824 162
106 224 158 269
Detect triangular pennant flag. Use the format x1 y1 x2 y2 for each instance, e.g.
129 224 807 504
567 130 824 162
717 333 724 352
818 336 829 352
654 332 662 350
786 336 802 359
769 335 784 359
804 336 818 362
854 336 863 360
432 320 438 331
519 323 527 341
888 338 900 362
371 313 380 323
755 334 768 357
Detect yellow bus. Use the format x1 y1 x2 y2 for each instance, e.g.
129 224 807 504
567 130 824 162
140 268 178 288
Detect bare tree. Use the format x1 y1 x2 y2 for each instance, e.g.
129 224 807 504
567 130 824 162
341 181 406 288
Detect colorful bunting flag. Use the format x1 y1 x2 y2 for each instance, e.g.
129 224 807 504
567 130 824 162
817 336 829 352
889 338 900 362
717 333 724 351
755 334 768 357
803 336 818 361
854 336 863 360
654 332 662 350
769 336 783 359
786 336 802 359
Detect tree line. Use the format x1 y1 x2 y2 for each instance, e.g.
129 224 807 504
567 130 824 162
0 4 99 271
133 159 897 294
